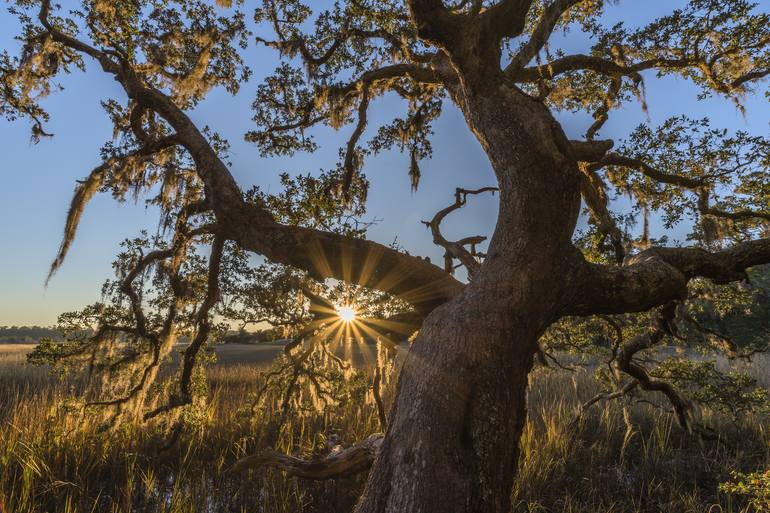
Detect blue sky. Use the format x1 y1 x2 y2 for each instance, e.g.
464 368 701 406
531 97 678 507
1 1 768 326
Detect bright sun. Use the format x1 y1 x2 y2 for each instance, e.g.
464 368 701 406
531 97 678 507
336 305 357 323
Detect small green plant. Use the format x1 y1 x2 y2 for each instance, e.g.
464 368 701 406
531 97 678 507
720 469 770 512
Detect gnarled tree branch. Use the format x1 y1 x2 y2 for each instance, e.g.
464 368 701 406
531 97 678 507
568 238 770 317
509 0 583 70
231 433 383 480
422 187 498 277
37 1 462 317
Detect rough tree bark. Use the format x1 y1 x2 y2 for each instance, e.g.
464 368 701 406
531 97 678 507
355 59 583 511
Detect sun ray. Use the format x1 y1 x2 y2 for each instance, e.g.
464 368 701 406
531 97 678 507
340 241 353 285
306 238 335 279
363 317 420 337
356 246 384 288
354 320 403 352
367 265 408 297
311 318 343 342
325 319 348 349
302 317 335 333
342 321 353 362
348 320 375 366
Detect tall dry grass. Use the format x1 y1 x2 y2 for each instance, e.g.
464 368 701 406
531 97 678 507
0 345 768 513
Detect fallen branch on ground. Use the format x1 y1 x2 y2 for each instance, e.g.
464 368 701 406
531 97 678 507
230 433 383 479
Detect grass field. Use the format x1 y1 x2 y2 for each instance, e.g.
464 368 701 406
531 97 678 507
0 343 768 512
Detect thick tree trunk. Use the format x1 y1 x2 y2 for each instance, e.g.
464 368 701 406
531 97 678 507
355 83 582 513
355 286 541 513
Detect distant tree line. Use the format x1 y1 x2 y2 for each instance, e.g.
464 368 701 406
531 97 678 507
0 324 288 345
0 326 63 344
220 328 285 345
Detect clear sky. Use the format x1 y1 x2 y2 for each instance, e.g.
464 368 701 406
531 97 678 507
1 1 768 326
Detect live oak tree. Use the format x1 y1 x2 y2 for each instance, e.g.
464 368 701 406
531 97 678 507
3 0 770 512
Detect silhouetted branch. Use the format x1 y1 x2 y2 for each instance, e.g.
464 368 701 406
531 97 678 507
422 187 498 277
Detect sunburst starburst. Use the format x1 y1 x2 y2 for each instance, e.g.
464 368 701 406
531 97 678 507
336 305 357 323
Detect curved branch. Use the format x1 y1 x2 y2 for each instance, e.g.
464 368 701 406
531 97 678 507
568 238 770 316
250 62 446 156
586 154 770 224
257 24 432 69
341 85 370 199
508 53 625 82
421 187 497 277
231 433 383 480
38 5 462 315
685 313 770 360
119 248 175 339
83 232 191 417
585 75 621 140
614 303 692 428
587 153 705 189
572 140 625 262
699 189 770 223
38 0 121 74
510 48 768 101
144 234 226 421
407 0 457 46
328 64 444 99
509 0 583 70
572 379 638 425
698 190 770 225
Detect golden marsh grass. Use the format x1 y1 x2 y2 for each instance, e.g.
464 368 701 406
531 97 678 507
0 344 768 512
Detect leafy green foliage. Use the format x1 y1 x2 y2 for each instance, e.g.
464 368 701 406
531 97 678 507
651 358 769 419
607 116 770 242
720 469 770 512
246 0 443 193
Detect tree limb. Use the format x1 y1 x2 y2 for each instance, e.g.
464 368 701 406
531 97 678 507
508 54 688 83
231 433 384 479
587 153 705 189
341 85 370 200
38 1 462 315
144 234 226 421
509 0 584 70
614 303 692 428
568 238 770 316
570 139 614 161
407 0 457 47
482 0 533 41
421 187 498 277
